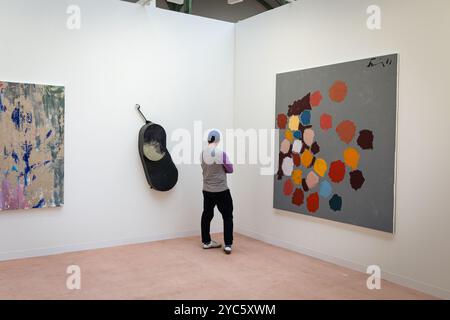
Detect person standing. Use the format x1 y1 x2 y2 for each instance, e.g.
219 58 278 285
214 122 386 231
200 130 234 254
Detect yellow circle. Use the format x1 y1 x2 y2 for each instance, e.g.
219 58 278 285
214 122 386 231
313 158 328 177
292 169 303 185
288 115 300 131
285 130 294 143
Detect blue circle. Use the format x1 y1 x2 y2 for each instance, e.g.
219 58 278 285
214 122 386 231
300 110 311 126
319 180 332 198
329 194 342 212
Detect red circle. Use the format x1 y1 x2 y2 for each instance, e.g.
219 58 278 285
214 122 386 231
283 179 294 196
277 114 287 129
320 113 333 131
307 192 320 213
310 91 323 107
292 188 304 206
328 160 346 183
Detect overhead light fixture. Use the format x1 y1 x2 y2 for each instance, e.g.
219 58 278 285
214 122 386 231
228 0 244 4
136 0 156 6
167 0 185 4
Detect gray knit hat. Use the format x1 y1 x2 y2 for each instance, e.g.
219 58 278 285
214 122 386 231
207 130 221 143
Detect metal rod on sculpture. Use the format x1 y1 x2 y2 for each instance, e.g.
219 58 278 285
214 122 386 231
135 104 150 124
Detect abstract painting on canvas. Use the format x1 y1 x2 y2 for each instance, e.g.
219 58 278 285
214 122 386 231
0 80 65 211
274 54 397 233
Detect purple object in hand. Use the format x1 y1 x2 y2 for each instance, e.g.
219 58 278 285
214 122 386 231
222 151 234 174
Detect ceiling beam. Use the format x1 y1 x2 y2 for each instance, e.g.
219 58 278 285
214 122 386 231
184 0 192 14
255 0 274 10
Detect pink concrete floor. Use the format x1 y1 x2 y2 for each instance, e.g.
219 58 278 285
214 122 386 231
0 233 436 300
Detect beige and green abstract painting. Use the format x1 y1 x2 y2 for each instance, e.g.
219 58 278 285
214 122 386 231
0 80 65 211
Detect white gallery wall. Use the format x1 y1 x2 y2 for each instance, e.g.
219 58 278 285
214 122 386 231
0 0 234 259
233 0 450 298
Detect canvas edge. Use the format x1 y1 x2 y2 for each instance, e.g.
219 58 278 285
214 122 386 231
274 53 398 77
0 79 65 88
391 53 400 235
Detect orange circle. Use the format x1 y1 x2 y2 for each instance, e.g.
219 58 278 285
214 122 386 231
329 80 348 103
343 147 360 170
301 150 314 168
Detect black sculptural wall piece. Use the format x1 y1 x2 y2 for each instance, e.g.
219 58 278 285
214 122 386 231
136 104 178 191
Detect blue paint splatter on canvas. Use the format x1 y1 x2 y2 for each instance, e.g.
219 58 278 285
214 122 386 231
33 199 45 209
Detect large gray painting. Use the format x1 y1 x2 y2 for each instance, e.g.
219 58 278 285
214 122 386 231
273 54 398 233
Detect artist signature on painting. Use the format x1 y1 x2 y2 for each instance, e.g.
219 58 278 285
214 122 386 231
367 57 393 68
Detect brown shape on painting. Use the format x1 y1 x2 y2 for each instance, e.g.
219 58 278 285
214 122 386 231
292 188 304 206
301 178 309 192
357 129 374 150
310 156 316 168
349 170 365 190
329 80 348 103
288 93 311 116
277 151 291 180
336 120 356 144
311 142 320 155
293 153 301 167
277 114 287 129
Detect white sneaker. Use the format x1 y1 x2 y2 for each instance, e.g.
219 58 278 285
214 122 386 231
224 246 232 254
203 240 222 249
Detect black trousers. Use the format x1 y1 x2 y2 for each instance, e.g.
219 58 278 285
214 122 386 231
201 189 234 246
